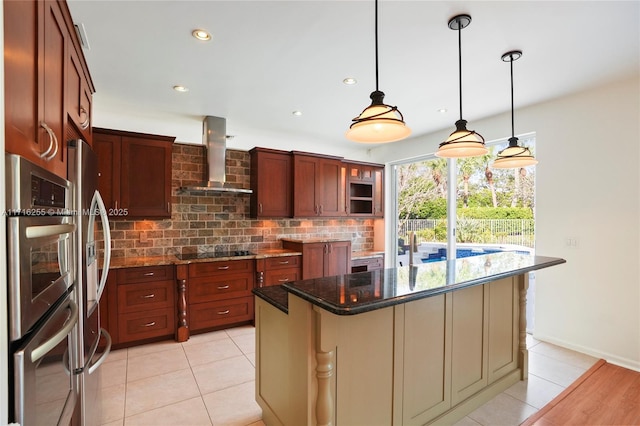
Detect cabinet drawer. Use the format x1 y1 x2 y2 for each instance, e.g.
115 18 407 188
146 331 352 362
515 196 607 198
189 275 253 304
117 281 175 314
190 297 254 331
189 259 254 277
264 268 301 286
264 255 300 270
118 308 175 343
117 265 174 284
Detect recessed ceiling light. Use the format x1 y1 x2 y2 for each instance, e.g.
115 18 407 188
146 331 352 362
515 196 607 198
343 77 357 85
437 108 448 113
173 85 189 92
292 111 302 116
192 29 211 41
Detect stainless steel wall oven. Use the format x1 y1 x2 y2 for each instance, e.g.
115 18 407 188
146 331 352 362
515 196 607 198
6 154 78 425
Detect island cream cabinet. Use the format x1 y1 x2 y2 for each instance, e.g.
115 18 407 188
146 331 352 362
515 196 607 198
255 274 525 425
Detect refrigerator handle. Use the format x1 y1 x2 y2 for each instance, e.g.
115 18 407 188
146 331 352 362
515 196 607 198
87 328 112 375
94 190 111 302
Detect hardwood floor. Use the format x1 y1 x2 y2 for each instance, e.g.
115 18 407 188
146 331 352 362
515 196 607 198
521 359 640 425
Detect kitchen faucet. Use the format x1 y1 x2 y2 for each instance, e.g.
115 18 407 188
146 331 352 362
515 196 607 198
408 231 418 267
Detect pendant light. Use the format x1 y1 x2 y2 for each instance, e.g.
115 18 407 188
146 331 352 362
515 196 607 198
436 14 487 158
492 50 538 168
346 0 411 143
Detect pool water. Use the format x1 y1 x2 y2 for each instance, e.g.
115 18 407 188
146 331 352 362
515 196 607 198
422 248 505 263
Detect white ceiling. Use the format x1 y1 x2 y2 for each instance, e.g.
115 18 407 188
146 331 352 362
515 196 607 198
67 1 639 153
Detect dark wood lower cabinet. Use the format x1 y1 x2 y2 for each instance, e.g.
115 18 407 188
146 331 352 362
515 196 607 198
282 240 351 280
177 259 256 341
255 255 302 287
102 265 176 348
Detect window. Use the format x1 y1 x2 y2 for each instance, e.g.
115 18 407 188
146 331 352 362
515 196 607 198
390 134 537 328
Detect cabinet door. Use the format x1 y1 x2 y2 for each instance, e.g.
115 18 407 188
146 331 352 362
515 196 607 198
67 46 92 143
348 163 374 182
4 0 67 177
325 241 351 277
373 167 384 217
451 284 489 405
401 295 451 424
251 149 292 217
40 0 68 178
293 155 319 217
302 243 326 280
318 159 346 217
4 0 40 164
120 136 172 218
94 132 121 211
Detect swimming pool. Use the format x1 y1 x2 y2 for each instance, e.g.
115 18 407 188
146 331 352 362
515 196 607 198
422 247 506 262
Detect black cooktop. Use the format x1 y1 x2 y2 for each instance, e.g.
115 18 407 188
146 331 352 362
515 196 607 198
175 251 255 260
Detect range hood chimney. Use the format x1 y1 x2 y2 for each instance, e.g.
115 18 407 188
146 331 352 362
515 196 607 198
179 116 252 194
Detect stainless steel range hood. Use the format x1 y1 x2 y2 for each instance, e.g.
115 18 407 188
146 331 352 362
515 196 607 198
179 116 252 194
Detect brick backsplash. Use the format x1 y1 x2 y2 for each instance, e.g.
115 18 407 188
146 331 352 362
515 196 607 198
106 143 376 258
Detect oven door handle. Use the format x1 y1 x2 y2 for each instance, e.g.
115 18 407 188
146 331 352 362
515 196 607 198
31 299 78 363
94 191 111 302
25 223 76 239
87 328 112 375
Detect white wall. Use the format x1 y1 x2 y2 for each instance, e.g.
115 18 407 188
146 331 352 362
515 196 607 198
369 76 640 371
92 98 370 161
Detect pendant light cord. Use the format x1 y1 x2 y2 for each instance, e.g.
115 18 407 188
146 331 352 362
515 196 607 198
375 0 379 92
457 21 463 121
510 54 515 138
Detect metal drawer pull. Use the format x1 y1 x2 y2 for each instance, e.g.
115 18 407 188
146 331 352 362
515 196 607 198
79 107 90 130
278 278 289 282
217 310 230 315
217 285 230 290
143 272 155 276
141 294 155 299
142 321 156 327
278 260 290 264
218 266 230 270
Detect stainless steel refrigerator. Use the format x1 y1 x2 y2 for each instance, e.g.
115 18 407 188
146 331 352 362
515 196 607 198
68 139 112 425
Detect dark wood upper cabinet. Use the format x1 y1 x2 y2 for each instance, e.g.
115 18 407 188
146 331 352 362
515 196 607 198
5 0 67 177
249 147 292 218
292 152 346 218
249 149 384 219
66 44 93 143
5 0 94 179
94 128 175 219
345 161 384 217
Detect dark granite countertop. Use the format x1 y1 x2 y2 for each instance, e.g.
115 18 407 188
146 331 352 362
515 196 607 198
107 249 302 269
253 252 565 316
253 285 289 314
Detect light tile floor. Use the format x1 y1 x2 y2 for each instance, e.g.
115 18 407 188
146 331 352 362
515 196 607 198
99 327 598 426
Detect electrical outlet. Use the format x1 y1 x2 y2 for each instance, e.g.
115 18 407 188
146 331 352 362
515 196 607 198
565 237 579 248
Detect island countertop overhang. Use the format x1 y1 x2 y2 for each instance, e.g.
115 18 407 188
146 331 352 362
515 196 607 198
253 252 565 315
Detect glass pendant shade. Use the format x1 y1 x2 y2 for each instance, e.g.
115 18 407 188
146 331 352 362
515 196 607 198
436 119 488 158
492 137 538 168
346 90 411 143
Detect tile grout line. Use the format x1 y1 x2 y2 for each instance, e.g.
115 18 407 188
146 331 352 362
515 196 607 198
180 340 215 425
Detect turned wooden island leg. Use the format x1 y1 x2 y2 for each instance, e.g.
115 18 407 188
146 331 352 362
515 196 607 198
316 350 335 426
176 264 189 342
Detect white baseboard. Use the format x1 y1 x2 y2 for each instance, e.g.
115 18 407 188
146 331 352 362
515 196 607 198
532 332 640 372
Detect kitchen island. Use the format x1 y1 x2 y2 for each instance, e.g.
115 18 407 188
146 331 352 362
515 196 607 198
253 252 565 426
